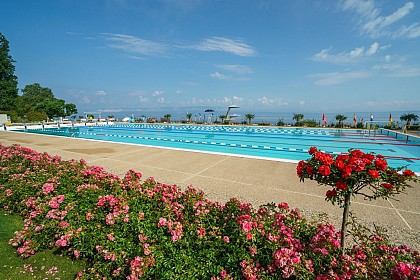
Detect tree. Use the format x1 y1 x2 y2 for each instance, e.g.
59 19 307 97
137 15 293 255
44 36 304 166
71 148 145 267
335 114 347 128
0 33 19 111
186 113 192 123
292 113 304 126
20 83 55 110
298 147 417 253
164 114 172 123
34 99 65 119
64 103 78 117
400 113 418 127
245 113 255 125
219 115 226 124
18 83 78 120
26 111 48 122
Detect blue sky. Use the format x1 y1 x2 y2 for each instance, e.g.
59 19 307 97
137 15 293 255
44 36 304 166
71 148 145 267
1 0 420 116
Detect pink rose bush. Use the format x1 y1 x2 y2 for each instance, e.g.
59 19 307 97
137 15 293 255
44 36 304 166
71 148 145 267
1 143 419 279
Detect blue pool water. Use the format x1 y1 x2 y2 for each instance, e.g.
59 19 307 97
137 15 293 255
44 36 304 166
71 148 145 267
19 124 420 173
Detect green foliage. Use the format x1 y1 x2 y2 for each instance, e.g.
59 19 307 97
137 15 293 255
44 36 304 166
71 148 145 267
245 113 255 125
26 111 48 122
276 119 285 126
301 119 318 127
18 83 78 119
65 103 78 117
335 114 347 128
293 113 304 126
163 114 172 122
0 210 85 280
20 83 55 108
34 99 65 119
400 113 419 126
219 115 227 124
186 113 192 122
0 110 21 123
356 121 364 129
0 33 19 111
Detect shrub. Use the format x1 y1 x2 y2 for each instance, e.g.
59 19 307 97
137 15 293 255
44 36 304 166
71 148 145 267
26 111 48 122
1 144 419 279
276 119 285 126
297 147 418 253
301 119 318 127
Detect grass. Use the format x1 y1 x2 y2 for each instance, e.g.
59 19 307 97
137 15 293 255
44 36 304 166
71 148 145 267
0 209 85 280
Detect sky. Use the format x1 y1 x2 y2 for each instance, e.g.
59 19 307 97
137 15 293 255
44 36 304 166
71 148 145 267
1 0 420 118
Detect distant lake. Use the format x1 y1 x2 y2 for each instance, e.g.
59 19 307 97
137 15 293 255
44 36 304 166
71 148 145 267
81 109 419 125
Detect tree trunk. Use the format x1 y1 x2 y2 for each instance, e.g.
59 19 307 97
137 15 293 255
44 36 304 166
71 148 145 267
340 192 351 254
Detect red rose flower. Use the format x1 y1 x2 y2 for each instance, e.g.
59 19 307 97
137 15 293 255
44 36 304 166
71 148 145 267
350 149 364 158
368 169 380 179
321 153 333 165
374 159 388 171
318 165 331 176
403 170 415 177
336 181 347 191
335 159 345 170
341 166 352 178
326 189 337 199
363 153 375 162
297 161 306 177
309 146 317 155
306 165 314 176
382 183 393 190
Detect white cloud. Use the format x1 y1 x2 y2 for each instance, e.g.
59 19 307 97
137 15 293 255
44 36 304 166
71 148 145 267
258 96 271 105
95 90 106 96
102 33 167 56
233 96 243 102
299 101 306 106
313 43 381 64
190 36 257 56
340 0 379 20
82 96 90 104
394 23 420 38
366 42 379 55
362 2 414 34
139 95 148 102
210 72 230 80
340 0 419 38
223 97 231 103
217 64 253 74
350 47 364 57
309 71 370 85
257 97 288 106
373 63 420 77
152 90 164 96
175 90 184 94
156 97 165 103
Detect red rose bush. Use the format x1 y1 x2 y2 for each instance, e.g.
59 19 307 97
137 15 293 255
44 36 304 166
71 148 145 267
297 146 418 251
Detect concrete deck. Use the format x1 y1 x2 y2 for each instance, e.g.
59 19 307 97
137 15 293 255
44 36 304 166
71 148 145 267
1 130 419 235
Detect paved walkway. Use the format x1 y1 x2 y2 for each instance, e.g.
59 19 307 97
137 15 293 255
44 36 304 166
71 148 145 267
1 130 419 233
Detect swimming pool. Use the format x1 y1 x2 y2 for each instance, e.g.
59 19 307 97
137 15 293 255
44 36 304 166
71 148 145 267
18 124 420 173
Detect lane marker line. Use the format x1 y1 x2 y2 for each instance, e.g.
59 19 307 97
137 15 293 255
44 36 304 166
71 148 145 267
386 198 412 230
